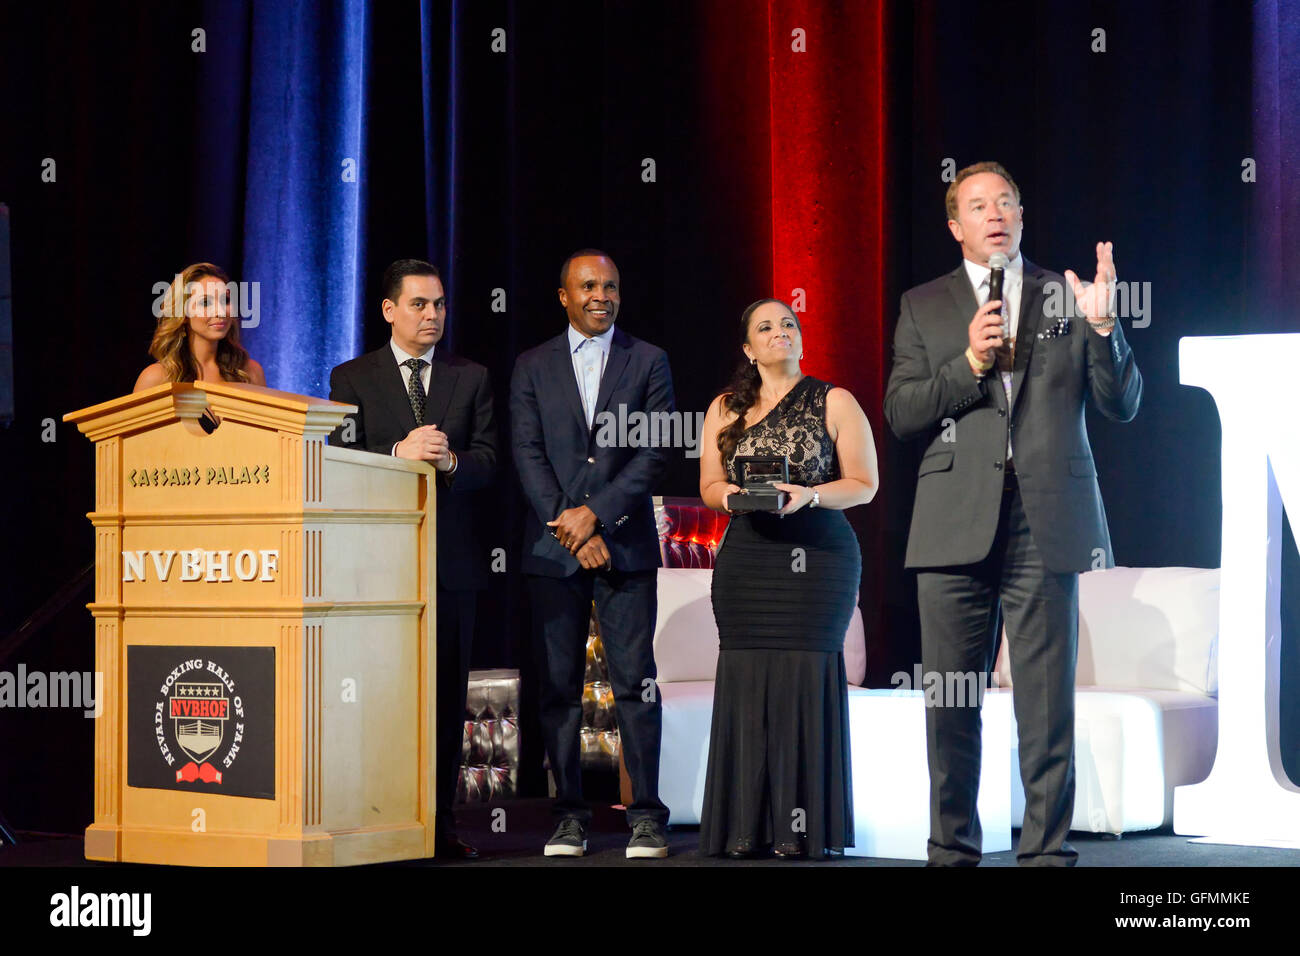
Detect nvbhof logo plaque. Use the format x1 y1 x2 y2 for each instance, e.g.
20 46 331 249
127 646 276 800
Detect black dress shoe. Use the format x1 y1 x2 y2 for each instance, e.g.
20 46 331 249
435 832 480 860
773 841 806 859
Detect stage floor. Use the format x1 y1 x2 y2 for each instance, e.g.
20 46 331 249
3 798 1298 867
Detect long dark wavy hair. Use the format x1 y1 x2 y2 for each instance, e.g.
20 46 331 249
717 298 801 462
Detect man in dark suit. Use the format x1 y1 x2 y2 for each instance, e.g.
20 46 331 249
885 162 1142 866
511 249 674 859
328 258 498 860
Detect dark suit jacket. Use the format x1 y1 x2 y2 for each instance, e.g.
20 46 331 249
510 326 674 577
328 344 499 590
884 258 1142 573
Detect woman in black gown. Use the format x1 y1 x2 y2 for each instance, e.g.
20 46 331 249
698 299 878 858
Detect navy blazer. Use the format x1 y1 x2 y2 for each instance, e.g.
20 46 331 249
328 345 499 590
510 326 674 577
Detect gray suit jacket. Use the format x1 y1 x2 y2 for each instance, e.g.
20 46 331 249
884 258 1142 573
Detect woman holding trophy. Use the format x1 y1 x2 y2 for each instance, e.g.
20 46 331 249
697 298 878 858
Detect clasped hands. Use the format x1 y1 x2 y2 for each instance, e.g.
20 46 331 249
968 241 1119 372
548 505 610 570
394 424 456 471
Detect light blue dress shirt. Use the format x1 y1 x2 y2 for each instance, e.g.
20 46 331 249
567 324 614 428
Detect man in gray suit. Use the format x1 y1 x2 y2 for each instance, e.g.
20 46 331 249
885 161 1142 866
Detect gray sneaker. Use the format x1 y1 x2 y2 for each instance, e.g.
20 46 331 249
626 819 668 859
544 816 587 857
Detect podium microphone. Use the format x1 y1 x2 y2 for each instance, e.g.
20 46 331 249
988 252 1009 341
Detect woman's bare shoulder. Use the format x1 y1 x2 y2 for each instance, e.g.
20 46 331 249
706 392 739 423
826 386 865 414
133 363 169 392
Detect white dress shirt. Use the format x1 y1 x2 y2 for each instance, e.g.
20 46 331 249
391 338 435 395
963 252 1024 343
568 324 614 428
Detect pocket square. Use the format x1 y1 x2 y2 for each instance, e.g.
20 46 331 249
1037 317 1072 340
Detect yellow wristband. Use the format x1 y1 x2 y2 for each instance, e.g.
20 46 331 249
965 346 994 372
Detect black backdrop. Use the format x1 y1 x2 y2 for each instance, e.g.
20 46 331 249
1 0 1295 833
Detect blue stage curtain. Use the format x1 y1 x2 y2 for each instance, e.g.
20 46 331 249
1252 0 1300 320
419 0 456 352
419 0 490 357
230 0 371 397
1252 0 1300 788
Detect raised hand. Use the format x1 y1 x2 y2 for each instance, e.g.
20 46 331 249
1064 241 1117 323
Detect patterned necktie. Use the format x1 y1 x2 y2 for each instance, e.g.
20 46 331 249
986 276 1014 374
982 275 1016 465
404 357 427 424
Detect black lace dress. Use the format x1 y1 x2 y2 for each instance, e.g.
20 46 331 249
700 376 859 856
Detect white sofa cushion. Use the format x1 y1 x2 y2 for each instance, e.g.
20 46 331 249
654 569 719 683
653 567 867 685
1078 566 1219 696
1004 687 1218 832
843 611 867 687
846 689 1012 859
659 683 1014 846
994 566 1219 696
657 681 717 825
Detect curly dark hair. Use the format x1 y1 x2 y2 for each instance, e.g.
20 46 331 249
716 298 800 462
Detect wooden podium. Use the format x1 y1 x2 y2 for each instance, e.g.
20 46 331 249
64 381 438 866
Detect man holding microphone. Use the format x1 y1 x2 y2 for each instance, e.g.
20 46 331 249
885 162 1142 866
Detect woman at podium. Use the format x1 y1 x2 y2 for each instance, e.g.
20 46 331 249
133 262 265 391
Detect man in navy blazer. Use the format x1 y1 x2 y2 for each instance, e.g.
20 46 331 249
511 249 674 858
329 259 498 859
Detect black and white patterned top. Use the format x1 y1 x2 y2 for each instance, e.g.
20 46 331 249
727 376 839 487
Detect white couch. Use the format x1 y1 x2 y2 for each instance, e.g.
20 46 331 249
653 567 1012 858
995 566 1220 835
653 566 866 827
653 564 1220 850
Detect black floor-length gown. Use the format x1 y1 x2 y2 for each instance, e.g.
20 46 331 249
700 376 860 856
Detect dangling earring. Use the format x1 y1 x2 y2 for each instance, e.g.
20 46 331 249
799 353 804 360
750 357 756 365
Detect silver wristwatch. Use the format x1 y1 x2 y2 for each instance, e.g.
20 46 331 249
809 488 820 508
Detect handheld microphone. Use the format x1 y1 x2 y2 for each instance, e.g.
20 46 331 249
988 252 1009 341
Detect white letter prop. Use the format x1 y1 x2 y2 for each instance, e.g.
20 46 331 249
1176 333 1300 845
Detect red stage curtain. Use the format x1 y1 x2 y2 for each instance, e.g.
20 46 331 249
700 0 893 420
699 1 898 680
766 0 892 428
